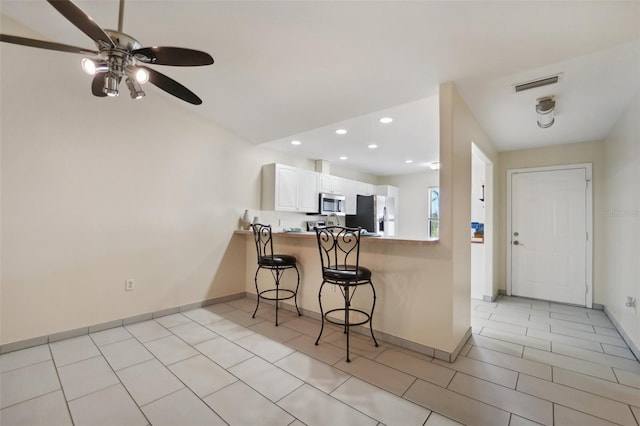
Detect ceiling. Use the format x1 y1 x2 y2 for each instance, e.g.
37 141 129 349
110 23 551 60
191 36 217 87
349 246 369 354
1 1 639 176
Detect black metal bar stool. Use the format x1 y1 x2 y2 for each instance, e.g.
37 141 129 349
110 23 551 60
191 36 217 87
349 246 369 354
314 226 378 362
250 223 301 326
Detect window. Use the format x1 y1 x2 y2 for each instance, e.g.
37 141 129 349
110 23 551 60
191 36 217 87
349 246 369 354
428 187 439 239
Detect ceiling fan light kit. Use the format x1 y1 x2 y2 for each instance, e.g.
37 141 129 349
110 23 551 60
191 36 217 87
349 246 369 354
0 0 214 105
125 77 145 99
105 73 121 97
81 57 108 75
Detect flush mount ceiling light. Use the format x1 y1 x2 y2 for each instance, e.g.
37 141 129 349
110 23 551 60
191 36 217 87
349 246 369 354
536 96 556 128
367 144 378 149
291 140 301 145
339 156 348 160
405 159 413 164
379 117 393 124
336 129 347 135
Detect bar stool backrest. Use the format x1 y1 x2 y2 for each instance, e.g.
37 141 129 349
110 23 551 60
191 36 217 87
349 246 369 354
251 223 274 262
315 226 362 274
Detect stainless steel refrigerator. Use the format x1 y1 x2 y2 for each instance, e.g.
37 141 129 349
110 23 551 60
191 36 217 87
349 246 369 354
346 195 396 236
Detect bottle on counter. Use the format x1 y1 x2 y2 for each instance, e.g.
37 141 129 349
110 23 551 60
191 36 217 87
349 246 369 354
242 209 251 230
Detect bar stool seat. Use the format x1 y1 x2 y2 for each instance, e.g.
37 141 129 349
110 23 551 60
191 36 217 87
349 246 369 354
250 223 301 326
314 226 378 362
258 255 297 267
322 265 371 281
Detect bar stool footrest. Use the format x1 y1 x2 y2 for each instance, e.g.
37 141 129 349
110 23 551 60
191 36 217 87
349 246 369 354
258 288 296 302
323 308 372 327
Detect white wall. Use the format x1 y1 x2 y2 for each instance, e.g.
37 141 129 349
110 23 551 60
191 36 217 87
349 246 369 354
471 154 486 225
471 153 486 300
380 171 439 238
328 164 378 185
602 91 640 352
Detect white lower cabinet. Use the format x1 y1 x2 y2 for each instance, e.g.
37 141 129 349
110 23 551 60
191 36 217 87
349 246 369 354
262 164 319 213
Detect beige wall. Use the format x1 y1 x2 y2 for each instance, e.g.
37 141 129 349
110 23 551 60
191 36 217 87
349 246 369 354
0 17 314 344
440 82 497 342
602 92 640 351
496 140 606 302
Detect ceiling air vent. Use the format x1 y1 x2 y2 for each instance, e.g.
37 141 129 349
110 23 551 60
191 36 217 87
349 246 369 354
513 73 563 93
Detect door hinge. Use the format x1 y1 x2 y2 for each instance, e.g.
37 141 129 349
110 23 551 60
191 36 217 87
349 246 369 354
586 231 589 241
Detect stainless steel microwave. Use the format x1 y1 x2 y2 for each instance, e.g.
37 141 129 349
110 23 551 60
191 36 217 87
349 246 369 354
319 193 346 216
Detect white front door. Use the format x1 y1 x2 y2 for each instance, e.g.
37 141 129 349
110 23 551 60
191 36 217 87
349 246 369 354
508 165 592 306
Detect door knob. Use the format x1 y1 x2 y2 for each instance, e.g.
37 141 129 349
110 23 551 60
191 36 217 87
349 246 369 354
513 240 524 246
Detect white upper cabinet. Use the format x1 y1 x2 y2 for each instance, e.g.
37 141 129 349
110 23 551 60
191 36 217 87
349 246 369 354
341 179 358 214
298 169 320 212
377 184 399 199
340 179 375 214
318 174 346 194
262 164 319 213
356 181 375 197
262 163 389 215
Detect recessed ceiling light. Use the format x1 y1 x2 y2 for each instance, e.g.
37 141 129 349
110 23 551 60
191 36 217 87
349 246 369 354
339 156 348 160
405 159 413 164
336 129 347 135
291 140 301 145
368 144 378 149
379 117 393 124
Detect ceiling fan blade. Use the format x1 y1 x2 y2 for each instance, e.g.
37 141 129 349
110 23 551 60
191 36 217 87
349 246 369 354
47 0 114 48
133 47 214 66
0 34 99 55
139 66 203 105
91 73 107 97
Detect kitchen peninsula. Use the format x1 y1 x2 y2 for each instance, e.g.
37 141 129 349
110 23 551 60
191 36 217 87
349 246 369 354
235 230 471 362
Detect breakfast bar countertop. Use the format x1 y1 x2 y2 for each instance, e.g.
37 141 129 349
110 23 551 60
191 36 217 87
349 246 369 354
234 229 439 246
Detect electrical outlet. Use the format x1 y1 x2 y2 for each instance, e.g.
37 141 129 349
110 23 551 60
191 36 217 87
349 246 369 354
125 279 135 291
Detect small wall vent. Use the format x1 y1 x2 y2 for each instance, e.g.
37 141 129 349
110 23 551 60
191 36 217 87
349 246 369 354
513 73 563 93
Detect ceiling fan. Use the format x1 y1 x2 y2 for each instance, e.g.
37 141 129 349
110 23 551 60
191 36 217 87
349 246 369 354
0 0 214 105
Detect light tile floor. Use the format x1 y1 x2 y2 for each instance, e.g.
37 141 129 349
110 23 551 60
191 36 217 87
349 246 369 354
1 296 639 425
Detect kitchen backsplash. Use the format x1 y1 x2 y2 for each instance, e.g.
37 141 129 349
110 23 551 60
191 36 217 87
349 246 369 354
239 210 338 231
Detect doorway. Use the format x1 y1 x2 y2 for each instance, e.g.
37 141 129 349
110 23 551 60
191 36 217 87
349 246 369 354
507 164 593 307
471 143 494 301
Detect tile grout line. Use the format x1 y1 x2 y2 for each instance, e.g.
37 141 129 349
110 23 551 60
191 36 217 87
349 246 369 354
90 330 153 425
46 343 75 425
159 312 319 424
4 297 639 426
